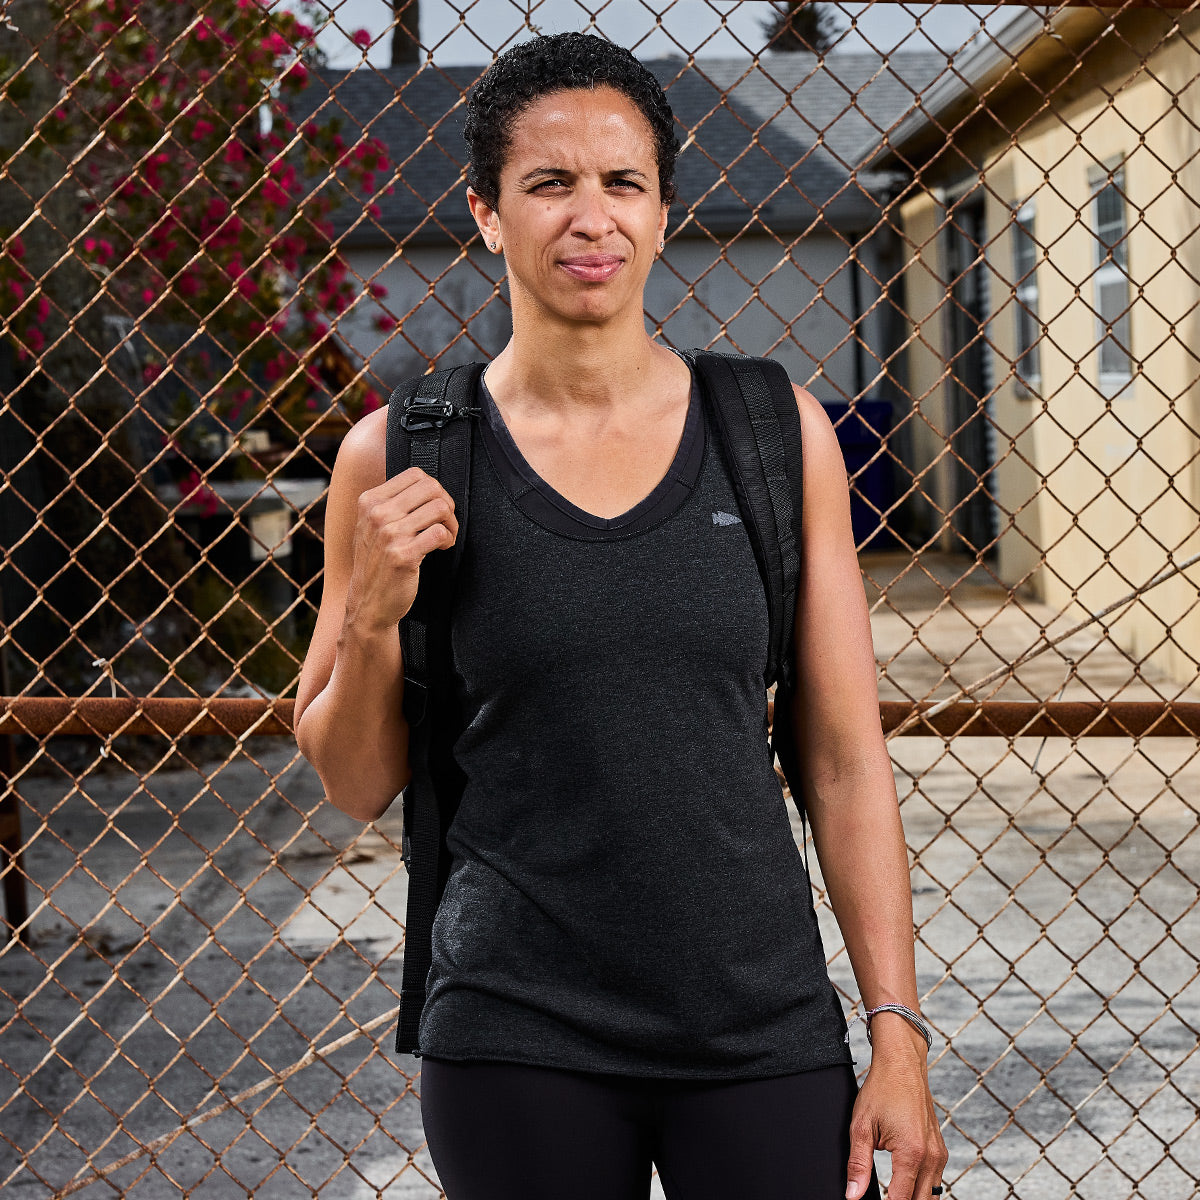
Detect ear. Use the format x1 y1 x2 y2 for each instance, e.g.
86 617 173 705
657 202 669 244
467 187 501 251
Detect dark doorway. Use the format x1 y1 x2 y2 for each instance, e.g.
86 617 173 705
943 197 999 556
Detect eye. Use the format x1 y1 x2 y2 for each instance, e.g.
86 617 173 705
608 177 642 191
531 178 567 192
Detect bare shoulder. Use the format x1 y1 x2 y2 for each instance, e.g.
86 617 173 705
331 404 388 494
790 383 848 489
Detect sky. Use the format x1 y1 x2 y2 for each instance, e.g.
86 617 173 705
294 1 1024 67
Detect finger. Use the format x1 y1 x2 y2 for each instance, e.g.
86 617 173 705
410 521 455 557
370 466 456 512
398 496 459 541
885 1149 923 1200
366 490 459 543
916 1167 945 1200
844 1114 877 1200
916 1134 949 1200
393 473 457 520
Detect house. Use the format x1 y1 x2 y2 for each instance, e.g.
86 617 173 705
290 52 945 456
867 6 1200 684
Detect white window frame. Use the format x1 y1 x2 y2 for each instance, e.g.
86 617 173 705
1012 200 1040 392
1089 163 1133 396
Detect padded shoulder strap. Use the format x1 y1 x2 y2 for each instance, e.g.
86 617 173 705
687 349 808 837
383 361 483 1055
385 363 484 720
687 350 803 691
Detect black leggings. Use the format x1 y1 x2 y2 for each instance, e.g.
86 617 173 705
419 1056 882 1200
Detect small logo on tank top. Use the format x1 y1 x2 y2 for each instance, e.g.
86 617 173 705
712 510 743 526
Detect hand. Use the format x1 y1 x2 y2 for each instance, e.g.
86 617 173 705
343 466 459 634
845 1039 947 1200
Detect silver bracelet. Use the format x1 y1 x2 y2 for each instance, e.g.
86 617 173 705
844 1002 933 1051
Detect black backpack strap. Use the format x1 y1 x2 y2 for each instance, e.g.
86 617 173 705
384 362 483 1054
687 351 803 690
687 350 807 822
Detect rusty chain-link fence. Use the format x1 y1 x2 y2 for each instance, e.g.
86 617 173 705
2 0 1199 1196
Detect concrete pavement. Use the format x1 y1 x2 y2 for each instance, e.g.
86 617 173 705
2 552 1196 1198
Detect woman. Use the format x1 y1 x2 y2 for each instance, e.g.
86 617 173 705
294 31 946 1200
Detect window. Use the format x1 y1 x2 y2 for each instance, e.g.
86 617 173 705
1089 164 1132 390
1012 201 1040 387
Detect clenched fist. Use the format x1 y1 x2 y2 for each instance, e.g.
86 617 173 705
342 466 460 636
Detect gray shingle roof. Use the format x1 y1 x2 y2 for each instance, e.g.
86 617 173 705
289 51 947 247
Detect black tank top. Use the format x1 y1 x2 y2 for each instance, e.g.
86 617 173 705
416 368 851 1078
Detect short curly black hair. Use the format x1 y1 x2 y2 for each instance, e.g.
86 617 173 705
463 32 680 210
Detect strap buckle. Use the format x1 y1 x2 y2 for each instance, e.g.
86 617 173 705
400 398 481 431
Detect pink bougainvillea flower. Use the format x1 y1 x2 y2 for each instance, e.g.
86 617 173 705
192 118 214 141
283 62 308 87
9 280 25 302
181 469 220 518
36 295 50 323
237 276 258 298
352 28 372 49
143 363 163 382
374 313 396 333
142 287 156 305
368 283 388 299
361 388 382 415
25 327 45 353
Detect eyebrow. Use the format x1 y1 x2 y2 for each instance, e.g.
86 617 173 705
516 167 652 185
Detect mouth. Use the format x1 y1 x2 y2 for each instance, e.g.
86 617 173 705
558 255 624 283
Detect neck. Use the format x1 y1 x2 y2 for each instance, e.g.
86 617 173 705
493 298 664 414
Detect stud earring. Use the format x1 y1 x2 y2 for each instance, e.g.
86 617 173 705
488 241 498 251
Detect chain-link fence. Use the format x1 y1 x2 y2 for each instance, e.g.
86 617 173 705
2 1 1198 1196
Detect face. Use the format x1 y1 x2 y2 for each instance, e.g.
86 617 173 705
467 86 670 326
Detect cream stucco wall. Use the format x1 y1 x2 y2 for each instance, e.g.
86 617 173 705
900 16 1200 685
894 188 957 549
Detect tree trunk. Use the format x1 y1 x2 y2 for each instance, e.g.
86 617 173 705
391 0 420 66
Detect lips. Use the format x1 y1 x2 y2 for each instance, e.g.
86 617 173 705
559 255 623 282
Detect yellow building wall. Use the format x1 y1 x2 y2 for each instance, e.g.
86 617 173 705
902 19 1200 686
895 188 956 548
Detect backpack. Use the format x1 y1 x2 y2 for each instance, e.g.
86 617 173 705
384 351 806 1055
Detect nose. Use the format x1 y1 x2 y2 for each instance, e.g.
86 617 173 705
569 183 616 240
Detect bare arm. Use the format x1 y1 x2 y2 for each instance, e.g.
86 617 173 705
293 409 458 822
789 386 947 1200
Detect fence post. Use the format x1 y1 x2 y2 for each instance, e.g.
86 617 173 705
0 588 28 943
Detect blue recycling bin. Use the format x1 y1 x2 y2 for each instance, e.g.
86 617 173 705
823 399 896 549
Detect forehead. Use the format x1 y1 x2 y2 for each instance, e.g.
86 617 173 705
503 86 656 169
